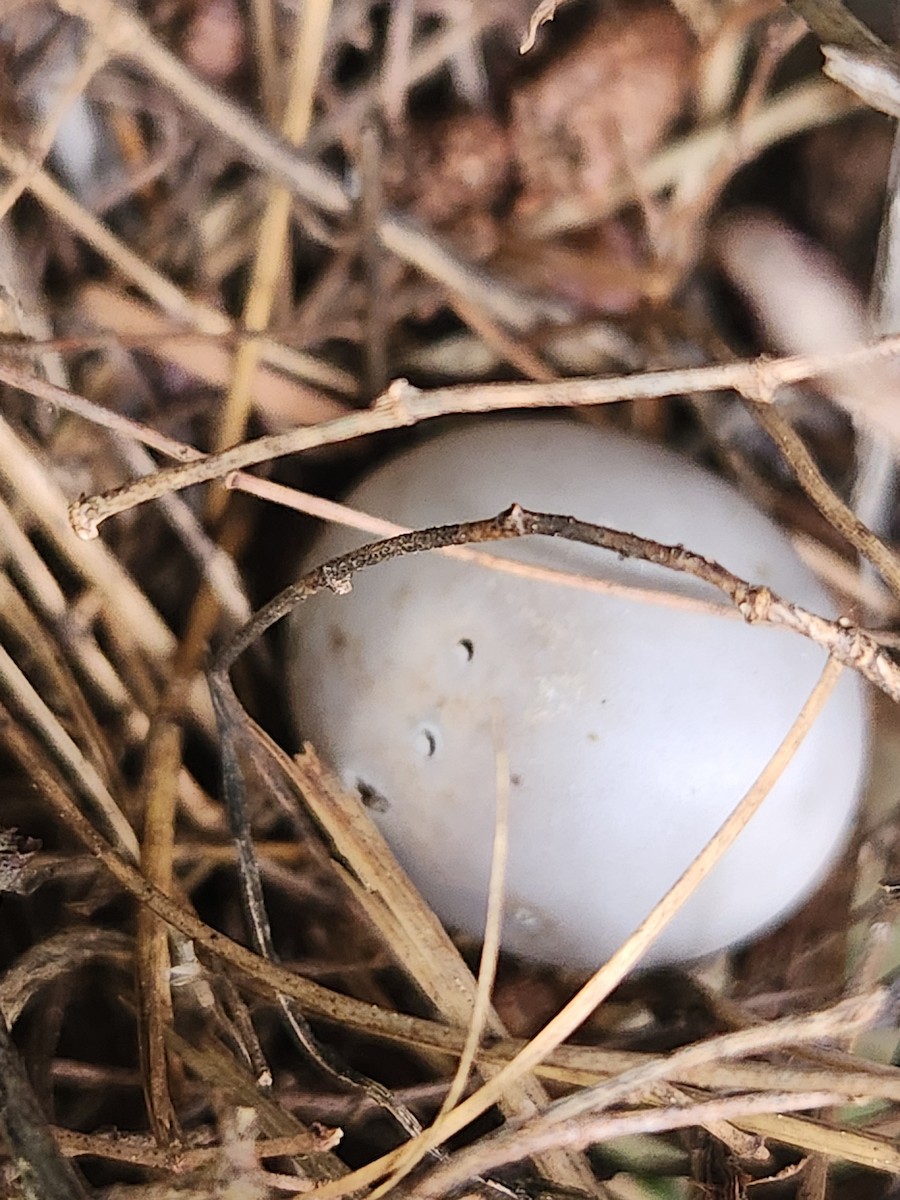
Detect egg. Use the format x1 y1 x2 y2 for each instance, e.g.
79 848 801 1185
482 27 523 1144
286 417 869 971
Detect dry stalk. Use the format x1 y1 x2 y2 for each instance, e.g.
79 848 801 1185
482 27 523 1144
214 507 900 701
238 645 846 1200
135 708 183 1144
69 336 900 546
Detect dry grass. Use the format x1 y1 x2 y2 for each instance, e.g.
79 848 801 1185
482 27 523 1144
1 1 900 1198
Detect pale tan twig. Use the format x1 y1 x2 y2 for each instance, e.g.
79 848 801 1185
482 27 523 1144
417 1092 857 1195
70 333 900 538
214 0 334 462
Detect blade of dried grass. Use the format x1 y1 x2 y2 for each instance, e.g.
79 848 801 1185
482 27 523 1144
135 707 183 1144
69 337 900 538
0 497 141 738
0 223 67 390
293 656 847 1200
0 415 173 661
0 574 119 783
368 725 512 1198
0 641 138 859
797 1153 829 1200
0 416 214 729
213 0 334 464
422 1037 900 1171
243 735 600 1193
735 1111 900 1171
1 707 414 1036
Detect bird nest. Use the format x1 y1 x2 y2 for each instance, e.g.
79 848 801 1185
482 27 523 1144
1 1 900 1198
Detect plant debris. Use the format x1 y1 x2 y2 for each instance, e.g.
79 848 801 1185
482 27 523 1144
1 0 900 1198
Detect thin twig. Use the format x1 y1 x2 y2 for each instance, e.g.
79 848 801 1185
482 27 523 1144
69 333 900 538
743 397 900 597
415 1092 855 1197
213 506 900 700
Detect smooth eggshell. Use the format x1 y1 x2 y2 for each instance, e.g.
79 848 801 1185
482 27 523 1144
286 417 868 971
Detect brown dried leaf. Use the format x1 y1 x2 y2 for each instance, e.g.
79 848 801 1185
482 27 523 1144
510 3 695 216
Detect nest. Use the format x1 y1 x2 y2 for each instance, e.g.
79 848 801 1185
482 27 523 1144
1 0 900 1197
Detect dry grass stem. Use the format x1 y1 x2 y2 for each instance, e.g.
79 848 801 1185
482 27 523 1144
262 654 847 1199
69 333 900 538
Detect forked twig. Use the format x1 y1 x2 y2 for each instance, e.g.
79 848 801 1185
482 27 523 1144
211 505 900 700
69 334 900 541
